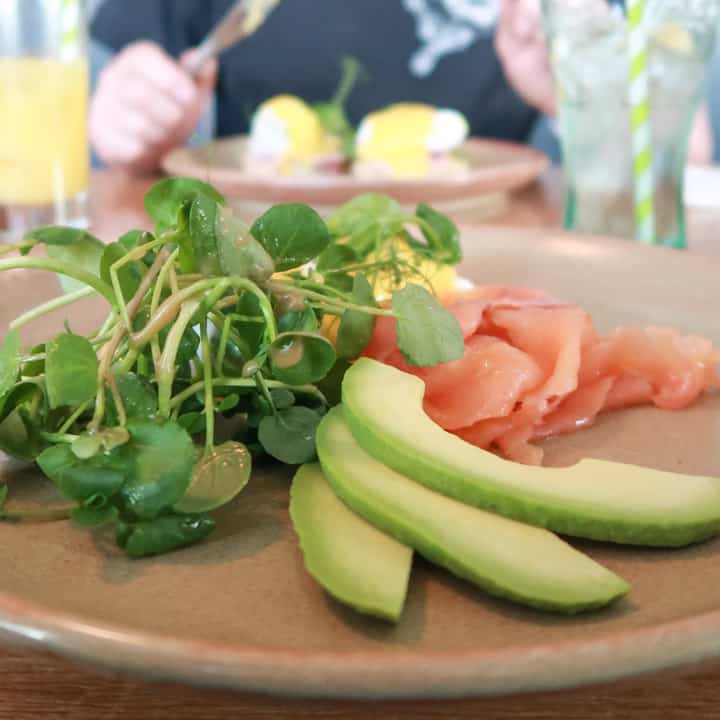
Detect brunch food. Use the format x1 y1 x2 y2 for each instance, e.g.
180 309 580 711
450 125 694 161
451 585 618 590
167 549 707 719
244 58 470 180
0 179 718 622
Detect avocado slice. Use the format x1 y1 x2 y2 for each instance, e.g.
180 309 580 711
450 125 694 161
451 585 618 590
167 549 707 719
290 463 413 622
342 358 720 547
317 408 629 613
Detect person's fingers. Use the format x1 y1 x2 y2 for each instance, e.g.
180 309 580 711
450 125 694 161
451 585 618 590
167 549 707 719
90 40 216 173
117 74 185 130
118 41 196 105
120 108 171 145
497 0 517 26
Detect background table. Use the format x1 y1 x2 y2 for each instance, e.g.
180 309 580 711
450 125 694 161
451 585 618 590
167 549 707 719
2 169 719 719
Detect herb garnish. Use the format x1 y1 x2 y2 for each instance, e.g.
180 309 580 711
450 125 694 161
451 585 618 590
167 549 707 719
0 179 463 556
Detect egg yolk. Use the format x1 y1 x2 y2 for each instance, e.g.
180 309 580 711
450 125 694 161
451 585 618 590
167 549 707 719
262 95 335 169
356 103 436 177
319 237 457 345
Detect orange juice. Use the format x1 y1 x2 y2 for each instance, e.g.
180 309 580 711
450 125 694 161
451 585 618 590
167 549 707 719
0 57 88 205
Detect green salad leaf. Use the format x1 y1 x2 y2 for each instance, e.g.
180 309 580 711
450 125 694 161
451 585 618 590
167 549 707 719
251 203 330 271
119 419 196 519
0 176 465 559
269 332 336 385
336 274 376 359
392 284 464 367
116 513 216 558
0 331 21 398
45 334 98 409
258 406 323 464
174 441 251 513
144 178 224 233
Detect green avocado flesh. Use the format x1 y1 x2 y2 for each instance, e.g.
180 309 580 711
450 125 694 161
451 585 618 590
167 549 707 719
342 359 720 548
317 408 628 613
290 463 413 622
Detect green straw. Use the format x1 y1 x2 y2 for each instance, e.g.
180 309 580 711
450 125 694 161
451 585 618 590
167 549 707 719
627 0 656 244
61 0 81 56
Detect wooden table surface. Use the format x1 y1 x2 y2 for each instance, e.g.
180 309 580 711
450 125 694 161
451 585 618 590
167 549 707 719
2 168 720 720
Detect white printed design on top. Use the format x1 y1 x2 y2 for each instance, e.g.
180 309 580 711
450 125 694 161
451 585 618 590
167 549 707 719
402 0 499 77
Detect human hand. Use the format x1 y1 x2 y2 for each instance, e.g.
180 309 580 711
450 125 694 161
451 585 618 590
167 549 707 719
90 42 217 174
495 0 556 116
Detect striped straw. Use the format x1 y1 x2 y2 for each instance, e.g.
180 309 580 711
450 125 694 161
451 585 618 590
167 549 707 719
61 0 81 59
627 0 655 244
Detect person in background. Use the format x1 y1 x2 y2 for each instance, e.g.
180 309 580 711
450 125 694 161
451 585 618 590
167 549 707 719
88 0 714 175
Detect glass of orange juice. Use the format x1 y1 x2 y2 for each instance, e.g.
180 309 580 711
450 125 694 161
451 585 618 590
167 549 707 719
0 0 89 238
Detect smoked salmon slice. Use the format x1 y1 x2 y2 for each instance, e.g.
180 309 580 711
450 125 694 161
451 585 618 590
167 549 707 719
362 286 719 465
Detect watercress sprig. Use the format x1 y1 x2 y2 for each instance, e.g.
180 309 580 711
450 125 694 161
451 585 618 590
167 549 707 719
0 178 464 558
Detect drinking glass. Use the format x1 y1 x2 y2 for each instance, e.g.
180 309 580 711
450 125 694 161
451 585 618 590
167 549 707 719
0 0 89 238
542 0 720 248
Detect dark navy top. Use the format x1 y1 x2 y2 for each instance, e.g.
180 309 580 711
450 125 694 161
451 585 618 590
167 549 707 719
91 0 538 141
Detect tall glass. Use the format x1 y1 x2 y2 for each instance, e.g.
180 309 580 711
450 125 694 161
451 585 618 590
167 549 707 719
0 0 89 238
542 0 720 248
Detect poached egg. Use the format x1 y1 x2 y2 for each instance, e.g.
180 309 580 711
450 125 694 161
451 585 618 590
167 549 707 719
354 103 469 178
246 95 339 175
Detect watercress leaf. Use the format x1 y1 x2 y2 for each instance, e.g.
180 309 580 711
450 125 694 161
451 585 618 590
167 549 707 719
0 330 21 397
175 202 196 273
250 203 330 271
336 273 376 359
42 231 106 294
269 387 295 410
100 241 144 302
189 193 223 276
326 194 404 256
118 513 216 558
119 418 195 519
392 284 464 367
144 178 224 233
223 292 266 362
323 272 354 293
0 382 41 425
258 406 322 464
72 504 119 528
177 411 206 435
327 194 400 236
37 443 127 502
23 226 99 247
118 229 146 251
216 205 275 281
269 332 336 385
105 373 158 426
173 441 251 513
315 358 351 407
316 243 359 270
311 56 365 148
414 203 462 264
45 334 98 409
216 393 240 413
71 432 102 459
22 343 45 378
0 408 39 461
276 307 318 334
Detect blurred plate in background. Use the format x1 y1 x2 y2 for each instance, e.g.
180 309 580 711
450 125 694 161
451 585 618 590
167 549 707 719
161 136 549 208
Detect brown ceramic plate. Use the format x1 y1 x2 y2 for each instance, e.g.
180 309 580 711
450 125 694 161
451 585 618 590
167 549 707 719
0 228 719 699
160 136 549 206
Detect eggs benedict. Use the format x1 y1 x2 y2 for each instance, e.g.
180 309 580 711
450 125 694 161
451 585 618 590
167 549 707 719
353 103 469 179
245 95 343 177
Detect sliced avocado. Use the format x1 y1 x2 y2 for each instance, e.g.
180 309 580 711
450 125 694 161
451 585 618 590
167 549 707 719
290 463 413 622
317 408 628 613
342 358 720 547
